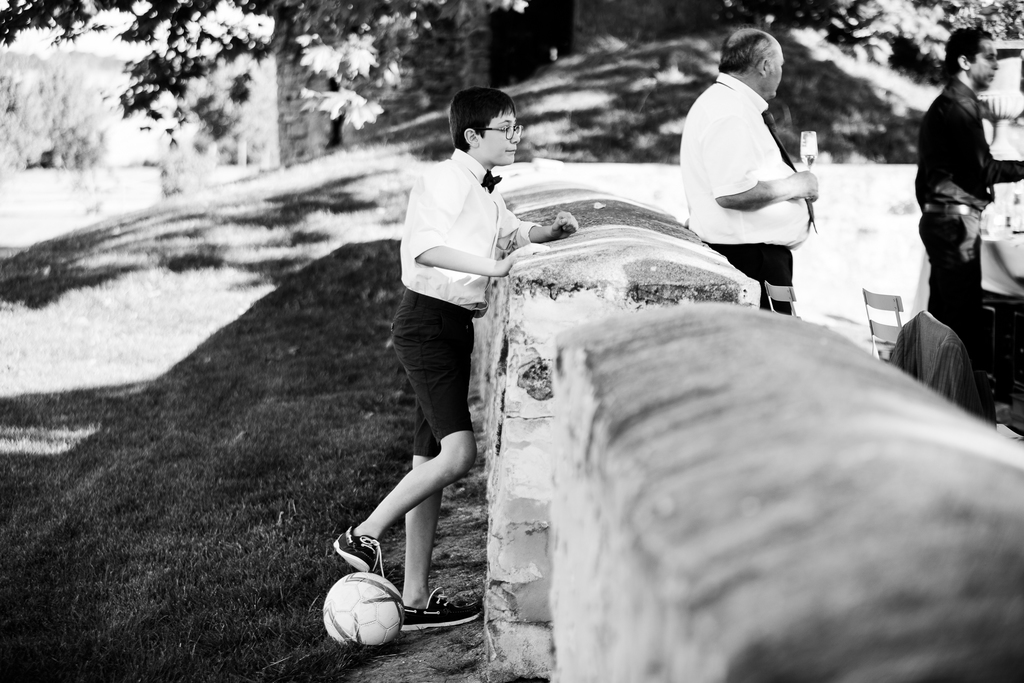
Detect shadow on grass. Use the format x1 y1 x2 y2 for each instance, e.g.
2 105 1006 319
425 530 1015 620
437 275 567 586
360 30 929 164
0 168 412 309
0 240 485 682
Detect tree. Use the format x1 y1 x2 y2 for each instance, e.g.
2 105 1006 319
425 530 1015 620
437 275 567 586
947 0 1024 38
35 55 108 169
715 0 947 70
1 0 279 127
0 51 106 184
0 53 46 181
0 0 525 137
710 0 1024 78
182 55 278 166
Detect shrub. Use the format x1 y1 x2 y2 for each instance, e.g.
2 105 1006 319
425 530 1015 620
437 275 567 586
159 144 217 197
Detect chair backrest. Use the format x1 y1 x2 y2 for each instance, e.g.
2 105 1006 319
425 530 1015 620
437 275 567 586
765 282 798 317
863 288 904 359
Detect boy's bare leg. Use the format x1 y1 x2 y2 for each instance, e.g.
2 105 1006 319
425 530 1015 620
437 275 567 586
354 430 476 568
402 459 442 608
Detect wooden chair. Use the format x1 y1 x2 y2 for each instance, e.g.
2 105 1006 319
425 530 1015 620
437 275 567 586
764 282 798 317
863 288 904 360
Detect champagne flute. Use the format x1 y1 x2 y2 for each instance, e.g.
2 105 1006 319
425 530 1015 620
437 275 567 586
800 131 818 170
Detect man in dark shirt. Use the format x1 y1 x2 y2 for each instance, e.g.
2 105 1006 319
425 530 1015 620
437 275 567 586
916 28 1024 367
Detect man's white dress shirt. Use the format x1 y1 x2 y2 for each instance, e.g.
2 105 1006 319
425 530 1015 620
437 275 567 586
680 73 809 248
401 149 535 313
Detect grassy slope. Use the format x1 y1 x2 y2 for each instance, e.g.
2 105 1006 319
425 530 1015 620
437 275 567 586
0 150 491 682
359 28 937 164
0 29 935 682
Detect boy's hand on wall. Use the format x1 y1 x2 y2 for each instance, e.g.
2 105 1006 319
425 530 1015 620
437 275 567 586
529 212 578 244
496 243 550 277
551 211 579 239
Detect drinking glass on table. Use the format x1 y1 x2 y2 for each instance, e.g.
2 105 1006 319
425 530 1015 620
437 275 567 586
800 131 817 170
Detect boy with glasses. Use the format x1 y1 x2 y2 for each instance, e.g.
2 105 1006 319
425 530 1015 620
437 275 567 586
334 86 578 630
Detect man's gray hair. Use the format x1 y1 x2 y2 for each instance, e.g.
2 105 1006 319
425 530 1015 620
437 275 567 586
719 28 776 75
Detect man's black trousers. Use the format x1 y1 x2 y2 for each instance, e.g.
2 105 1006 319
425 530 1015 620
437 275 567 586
708 242 794 315
919 213 983 367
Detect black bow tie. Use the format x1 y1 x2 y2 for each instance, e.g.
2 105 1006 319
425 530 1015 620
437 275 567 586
481 170 501 193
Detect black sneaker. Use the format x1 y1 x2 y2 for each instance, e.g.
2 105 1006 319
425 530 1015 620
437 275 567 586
333 527 383 574
401 588 481 631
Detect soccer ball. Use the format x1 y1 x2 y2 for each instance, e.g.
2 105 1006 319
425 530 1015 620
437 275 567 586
323 572 405 645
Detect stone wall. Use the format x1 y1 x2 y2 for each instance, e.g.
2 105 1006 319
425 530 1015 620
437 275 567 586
274 42 333 168
552 304 1024 682
272 1 491 167
474 180 756 681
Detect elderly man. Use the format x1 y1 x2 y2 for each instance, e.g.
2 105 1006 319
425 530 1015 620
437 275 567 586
917 28 1024 368
681 28 818 313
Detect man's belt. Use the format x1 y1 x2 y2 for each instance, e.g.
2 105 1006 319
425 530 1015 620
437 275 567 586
923 203 981 217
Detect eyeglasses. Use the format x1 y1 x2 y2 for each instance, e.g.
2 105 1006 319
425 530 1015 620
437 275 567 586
474 124 525 141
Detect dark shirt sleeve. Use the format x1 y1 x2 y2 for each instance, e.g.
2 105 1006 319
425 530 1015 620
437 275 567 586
947 99 1024 188
917 88 1024 209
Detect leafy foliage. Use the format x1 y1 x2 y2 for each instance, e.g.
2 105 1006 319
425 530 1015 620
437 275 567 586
181 56 278 166
294 0 527 130
0 0 535 138
2 1 279 120
715 0 951 76
947 0 1024 39
710 1 1024 80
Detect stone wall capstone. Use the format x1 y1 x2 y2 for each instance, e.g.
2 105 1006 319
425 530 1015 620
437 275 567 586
474 179 756 681
552 303 1024 682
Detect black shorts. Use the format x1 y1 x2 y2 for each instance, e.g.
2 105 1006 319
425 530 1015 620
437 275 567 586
391 289 475 458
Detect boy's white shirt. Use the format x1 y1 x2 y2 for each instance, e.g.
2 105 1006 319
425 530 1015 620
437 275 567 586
401 149 535 314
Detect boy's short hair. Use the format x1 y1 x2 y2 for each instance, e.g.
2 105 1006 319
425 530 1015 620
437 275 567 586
945 27 993 76
449 87 517 152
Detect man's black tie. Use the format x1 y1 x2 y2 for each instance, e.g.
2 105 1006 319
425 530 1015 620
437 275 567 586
482 170 501 194
761 110 815 231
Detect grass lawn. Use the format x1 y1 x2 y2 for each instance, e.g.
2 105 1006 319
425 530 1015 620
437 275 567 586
0 27 940 683
0 148 490 682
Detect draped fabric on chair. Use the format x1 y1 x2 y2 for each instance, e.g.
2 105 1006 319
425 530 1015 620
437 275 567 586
889 311 995 425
